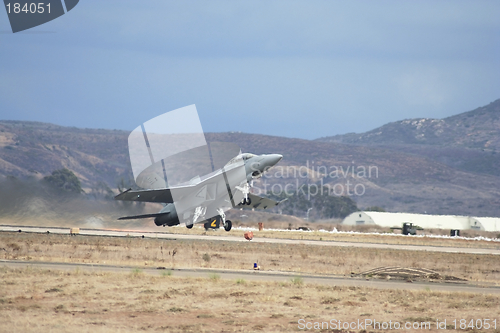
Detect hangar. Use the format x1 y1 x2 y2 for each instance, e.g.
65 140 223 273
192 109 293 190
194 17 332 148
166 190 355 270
471 217 500 232
342 211 500 235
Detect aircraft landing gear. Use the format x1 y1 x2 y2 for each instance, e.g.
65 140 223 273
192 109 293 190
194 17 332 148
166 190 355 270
186 223 193 229
217 208 232 232
236 182 252 205
192 206 206 225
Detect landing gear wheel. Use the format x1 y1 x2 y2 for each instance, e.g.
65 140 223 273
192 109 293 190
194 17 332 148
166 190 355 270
246 197 252 205
224 220 232 232
186 223 194 229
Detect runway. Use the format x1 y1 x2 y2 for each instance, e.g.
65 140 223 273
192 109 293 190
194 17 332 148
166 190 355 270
1 224 499 255
1 259 499 294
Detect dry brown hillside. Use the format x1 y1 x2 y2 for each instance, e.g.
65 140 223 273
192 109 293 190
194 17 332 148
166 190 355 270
1 105 500 217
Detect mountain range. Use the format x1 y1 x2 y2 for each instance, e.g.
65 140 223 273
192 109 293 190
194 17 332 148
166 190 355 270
1 99 499 217
317 99 500 177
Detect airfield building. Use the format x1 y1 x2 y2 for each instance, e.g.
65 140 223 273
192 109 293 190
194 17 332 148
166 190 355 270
471 217 500 232
342 211 500 235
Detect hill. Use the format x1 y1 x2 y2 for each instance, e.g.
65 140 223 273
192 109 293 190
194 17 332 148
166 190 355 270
1 99 500 218
0 121 131 188
318 99 500 149
317 99 500 177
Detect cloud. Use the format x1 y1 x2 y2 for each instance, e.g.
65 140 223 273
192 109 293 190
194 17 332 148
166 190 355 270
0 1 499 139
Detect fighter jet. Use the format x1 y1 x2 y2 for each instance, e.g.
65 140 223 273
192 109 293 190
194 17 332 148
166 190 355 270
115 152 283 231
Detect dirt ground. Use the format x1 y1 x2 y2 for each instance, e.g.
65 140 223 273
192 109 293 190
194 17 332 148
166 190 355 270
1 230 500 332
1 266 499 333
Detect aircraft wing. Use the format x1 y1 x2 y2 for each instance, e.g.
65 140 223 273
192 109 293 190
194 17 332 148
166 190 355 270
114 174 220 204
115 165 243 204
117 212 169 220
238 193 282 210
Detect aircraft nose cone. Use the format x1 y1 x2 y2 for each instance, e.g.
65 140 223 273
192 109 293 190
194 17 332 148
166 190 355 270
268 154 283 166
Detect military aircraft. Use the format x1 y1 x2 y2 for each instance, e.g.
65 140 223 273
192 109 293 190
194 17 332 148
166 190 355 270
115 152 283 231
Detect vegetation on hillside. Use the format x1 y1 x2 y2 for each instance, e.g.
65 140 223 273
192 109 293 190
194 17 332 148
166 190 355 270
43 168 83 194
265 188 359 220
364 206 386 212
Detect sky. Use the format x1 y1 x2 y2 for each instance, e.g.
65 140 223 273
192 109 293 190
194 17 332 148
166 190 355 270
0 1 499 140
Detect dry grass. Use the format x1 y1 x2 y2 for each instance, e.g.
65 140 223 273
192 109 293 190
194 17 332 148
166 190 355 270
0 266 499 333
1 231 500 284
